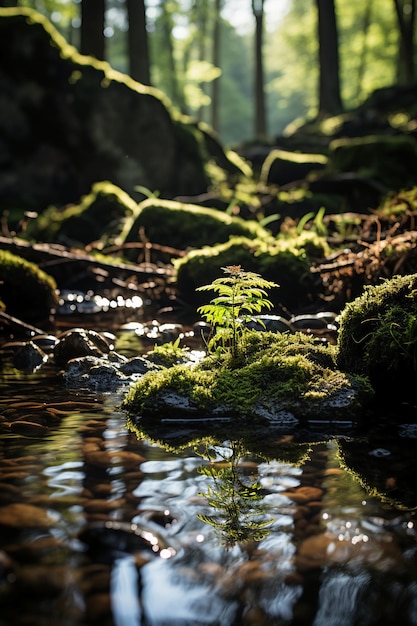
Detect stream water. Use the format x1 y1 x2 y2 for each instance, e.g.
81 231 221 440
0 329 416 626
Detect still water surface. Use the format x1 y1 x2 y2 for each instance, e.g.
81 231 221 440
0 356 416 626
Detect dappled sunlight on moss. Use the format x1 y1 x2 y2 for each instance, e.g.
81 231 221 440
123 330 370 421
175 234 328 310
25 181 140 247
124 199 267 253
336 273 417 399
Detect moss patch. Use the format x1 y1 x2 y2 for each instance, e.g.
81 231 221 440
25 181 139 247
175 233 329 310
123 198 267 253
0 250 57 321
336 273 417 399
123 331 372 422
327 135 417 191
260 148 328 186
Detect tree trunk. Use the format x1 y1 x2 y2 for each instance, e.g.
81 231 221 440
127 0 151 85
316 0 343 117
252 0 267 139
197 0 209 121
355 0 373 100
211 0 222 133
160 0 185 110
393 0 416 83
80 0 105 60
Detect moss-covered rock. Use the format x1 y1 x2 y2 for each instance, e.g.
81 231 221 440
123 331 373 424
0 8 244 215
175 233 329 310
327 135 417 191
260 149 328 186
123 199 267 254
0 250 57 321
336 273 417 399
25 181 139 247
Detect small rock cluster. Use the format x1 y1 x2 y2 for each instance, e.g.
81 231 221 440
2 327 160 391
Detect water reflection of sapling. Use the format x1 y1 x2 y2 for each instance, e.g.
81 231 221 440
197 441 274 548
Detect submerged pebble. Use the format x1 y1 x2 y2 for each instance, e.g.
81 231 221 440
0 503 55 529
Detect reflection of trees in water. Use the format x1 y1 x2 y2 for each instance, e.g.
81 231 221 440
197 441 273 548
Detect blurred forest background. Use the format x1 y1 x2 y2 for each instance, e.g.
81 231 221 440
1 0 415 146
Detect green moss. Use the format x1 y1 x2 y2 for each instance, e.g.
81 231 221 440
376 187 417 221
26 181 139 247
146 338 190 368
260 148 328 186
175 233 328 309
327 135 417 190
123 331 367 420
124 365 217 413
0 8 173 106
336 273 417 398
123 199 267 253
0 249 57 320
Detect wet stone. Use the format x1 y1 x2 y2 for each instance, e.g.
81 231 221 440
120 356 159 375
246 315 295 333
54 328 111 365
0 482 21 500
0 471 30 482
83 448 144 469
282 486 324 504
83 449 113 469
0 503 55 528
63 357 129 390
84 499 126 514
77 419 108 436
5 535 63 561
9 420 49 437
12 341 48 372
31 334 59 353
16 564 79 595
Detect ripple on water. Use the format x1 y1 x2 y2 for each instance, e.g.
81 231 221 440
43 461 85 497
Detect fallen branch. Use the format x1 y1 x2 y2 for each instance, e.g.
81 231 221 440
0 236 174 291
0 310 46 337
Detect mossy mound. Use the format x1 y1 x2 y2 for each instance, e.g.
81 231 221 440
175 233 329 310
336 273 417 399
327 135 417 191
25 181 138 247
123 198 267 254
260 149 328 186
123 331 373 424
0 250 57 321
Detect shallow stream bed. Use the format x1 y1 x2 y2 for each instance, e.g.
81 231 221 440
0 331 416 626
